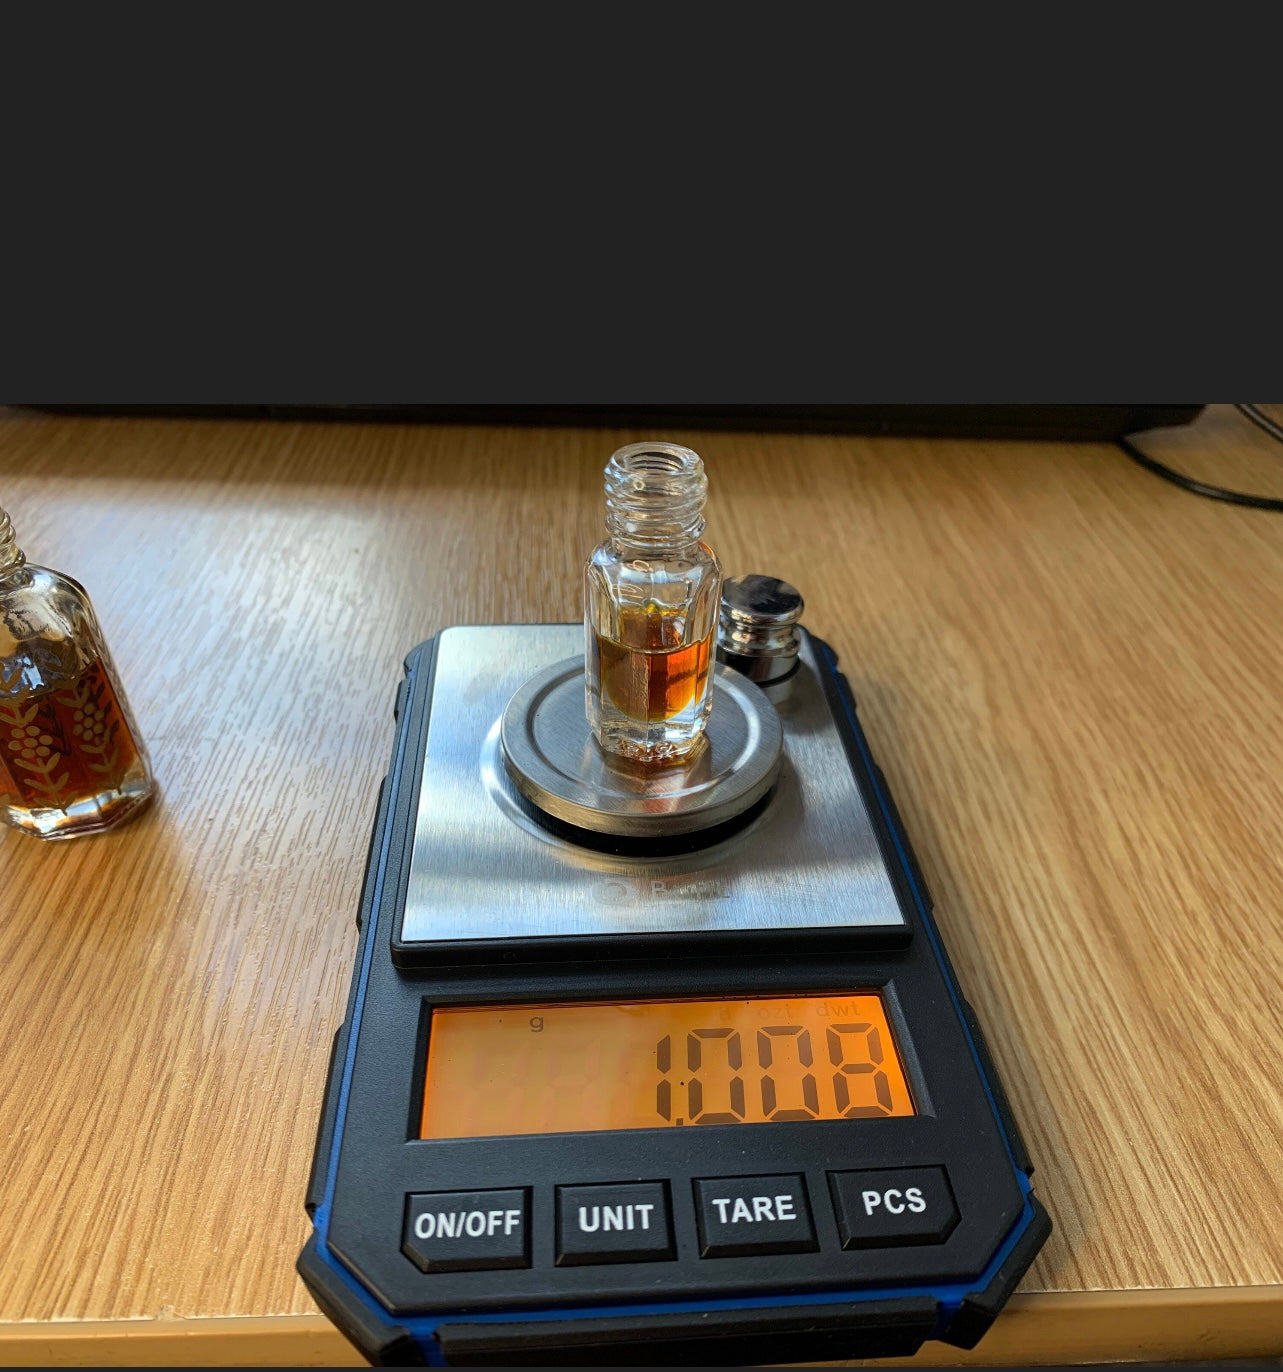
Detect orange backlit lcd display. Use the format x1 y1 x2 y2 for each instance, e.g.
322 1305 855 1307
420 994 914 1140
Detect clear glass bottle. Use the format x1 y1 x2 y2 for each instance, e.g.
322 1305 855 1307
0 507 155 838
584 442 723 763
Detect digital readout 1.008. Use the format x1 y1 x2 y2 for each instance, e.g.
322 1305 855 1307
420 994 914 1140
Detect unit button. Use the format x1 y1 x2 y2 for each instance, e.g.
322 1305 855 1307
693 1174 817 1257
402 1189 530 1272
556 1182 675 1265
828 1167 959 1248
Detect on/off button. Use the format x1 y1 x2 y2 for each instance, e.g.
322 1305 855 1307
402 1189 530 1272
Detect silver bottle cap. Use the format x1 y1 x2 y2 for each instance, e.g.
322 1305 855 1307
717 574 805 685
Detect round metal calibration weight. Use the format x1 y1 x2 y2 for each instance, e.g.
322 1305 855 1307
717 573 805 686
500 657 783 838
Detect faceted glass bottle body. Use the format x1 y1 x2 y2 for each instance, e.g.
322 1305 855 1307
0 516 155 838
584 443 722 763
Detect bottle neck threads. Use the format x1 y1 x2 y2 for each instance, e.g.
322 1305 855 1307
604 443 707 552
0 509 25 577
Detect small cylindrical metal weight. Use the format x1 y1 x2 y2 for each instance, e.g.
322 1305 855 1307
717 574 805 686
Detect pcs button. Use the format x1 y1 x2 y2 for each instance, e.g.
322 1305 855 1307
828 1167 959 1248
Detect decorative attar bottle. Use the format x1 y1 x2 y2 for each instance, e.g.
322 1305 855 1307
584 442 723 763
0 508 155 838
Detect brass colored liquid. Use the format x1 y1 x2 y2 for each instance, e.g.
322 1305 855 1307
0 654 150 834
594 604 713 723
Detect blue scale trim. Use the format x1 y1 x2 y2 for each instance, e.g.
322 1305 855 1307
309 642 1037 1366
305 1199 1037 1366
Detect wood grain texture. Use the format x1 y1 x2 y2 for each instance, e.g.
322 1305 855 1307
1 405 1281 1362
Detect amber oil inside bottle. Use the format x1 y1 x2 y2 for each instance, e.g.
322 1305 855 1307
591 603 713 723
0 655 149 830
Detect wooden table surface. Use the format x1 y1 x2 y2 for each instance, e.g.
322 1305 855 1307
1 405 1281 1366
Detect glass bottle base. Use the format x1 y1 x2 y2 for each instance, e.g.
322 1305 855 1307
592 713 713 768
592 720 707 765
2 777 156 839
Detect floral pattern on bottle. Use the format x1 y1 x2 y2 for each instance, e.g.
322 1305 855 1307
0 657 140 812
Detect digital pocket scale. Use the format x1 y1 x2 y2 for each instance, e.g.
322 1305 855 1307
299 600 1050 1367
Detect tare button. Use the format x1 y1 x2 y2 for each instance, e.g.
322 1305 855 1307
693 1174 817 1257
402 1189 530 1272
828 1167 959 1248
556 1182 675 1265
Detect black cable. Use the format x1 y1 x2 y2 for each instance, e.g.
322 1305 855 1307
1117 406 1283 511
1234 402 1283 445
